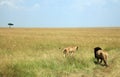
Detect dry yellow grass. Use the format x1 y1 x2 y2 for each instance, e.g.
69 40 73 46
0 28 120 77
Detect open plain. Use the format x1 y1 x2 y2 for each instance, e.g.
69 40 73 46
0 28 120 77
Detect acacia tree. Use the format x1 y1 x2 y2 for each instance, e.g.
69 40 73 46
8 23 14 28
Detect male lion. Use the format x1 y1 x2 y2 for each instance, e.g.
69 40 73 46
63 46 78 57
94 47 102 59
94 47 108 66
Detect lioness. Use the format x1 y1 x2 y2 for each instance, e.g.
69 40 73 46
63 46 78 57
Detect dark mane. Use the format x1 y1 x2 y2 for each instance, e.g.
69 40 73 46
94 47 102 58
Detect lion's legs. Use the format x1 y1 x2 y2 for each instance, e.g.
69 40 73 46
96 58 102 64
97 58 99 63
103 59 108 66
100 58 102 63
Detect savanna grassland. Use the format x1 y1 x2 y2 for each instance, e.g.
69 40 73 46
0 28 120 77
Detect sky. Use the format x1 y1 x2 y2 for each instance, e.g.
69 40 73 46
0 0 120 28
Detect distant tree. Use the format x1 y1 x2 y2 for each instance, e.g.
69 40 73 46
8 23 14 28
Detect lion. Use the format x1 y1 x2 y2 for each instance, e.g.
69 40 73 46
94 47 108 66
63 46 78 57
94 47 102 59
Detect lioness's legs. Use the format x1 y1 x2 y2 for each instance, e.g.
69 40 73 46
63 54 66 57
70 52 74 56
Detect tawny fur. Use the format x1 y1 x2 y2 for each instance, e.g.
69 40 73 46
94 47 108 66
94 47 102 58
63 46 78 57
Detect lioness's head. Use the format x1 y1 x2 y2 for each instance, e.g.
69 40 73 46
76 46 78 50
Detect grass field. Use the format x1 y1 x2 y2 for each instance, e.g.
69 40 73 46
0 28 120 77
